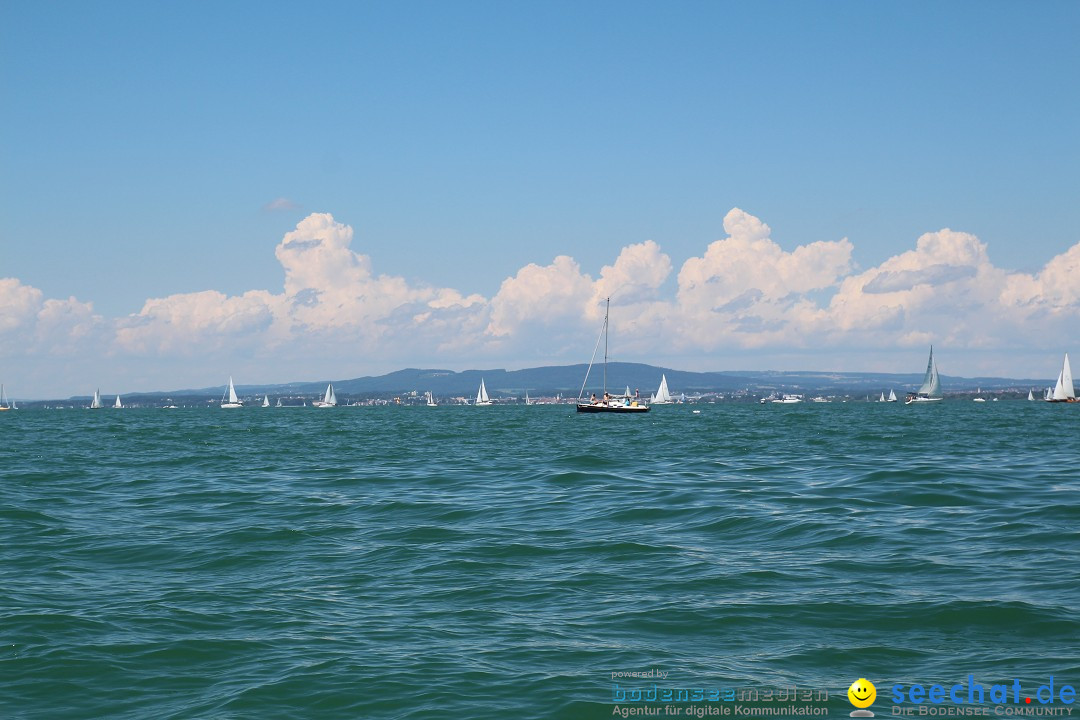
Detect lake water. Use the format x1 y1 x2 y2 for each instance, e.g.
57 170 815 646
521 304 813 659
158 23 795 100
3 402 1078 718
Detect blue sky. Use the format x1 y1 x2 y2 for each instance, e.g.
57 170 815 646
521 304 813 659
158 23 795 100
2 1 1079 398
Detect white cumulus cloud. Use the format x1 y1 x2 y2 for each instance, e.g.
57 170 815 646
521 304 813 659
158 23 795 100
672 208 853 350
5 207 1080 397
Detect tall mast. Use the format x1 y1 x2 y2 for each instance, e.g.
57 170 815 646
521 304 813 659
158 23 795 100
603 297 609 395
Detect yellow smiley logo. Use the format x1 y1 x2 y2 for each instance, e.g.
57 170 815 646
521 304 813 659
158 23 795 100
848 678 877 709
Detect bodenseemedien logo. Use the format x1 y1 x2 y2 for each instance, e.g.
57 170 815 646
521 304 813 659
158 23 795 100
849 678 877 717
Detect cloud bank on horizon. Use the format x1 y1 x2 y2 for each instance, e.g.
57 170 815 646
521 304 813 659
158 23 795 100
2 208 1078 396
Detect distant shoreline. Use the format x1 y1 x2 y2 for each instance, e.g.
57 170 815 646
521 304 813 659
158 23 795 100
7 362 1056 405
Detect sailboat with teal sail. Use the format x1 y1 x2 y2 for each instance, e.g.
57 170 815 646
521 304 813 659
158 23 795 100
905 347 943 404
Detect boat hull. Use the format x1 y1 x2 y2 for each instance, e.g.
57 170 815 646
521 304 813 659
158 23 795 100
576 402 650 414
220 402 244 409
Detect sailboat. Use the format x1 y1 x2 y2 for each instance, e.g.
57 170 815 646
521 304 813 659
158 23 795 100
90 389 103 409
905 347 943 404
524 390 532 406
878 392 886 403
275 398 282 407
221 376 243 409
0 384 11 411
1028 389 1035 401
475 379 493 406
888 389 897 402
114 394 123 409
1046 353 1076 403
425 391 437 407
313 383 337 408
651 374 673 405
262 395 270 408
576 298 649 414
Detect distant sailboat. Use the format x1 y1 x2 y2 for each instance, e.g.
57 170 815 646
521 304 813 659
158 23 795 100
1046 353 1076 403
276 398 282 407
262 395 270 408
905 347 943 404
90 389 103 410
221 376 243 409
0 384 11 411
114 394 123 409
475 379 493 406
651 374 673 405
524 389 532 406
887 389 897 403
878 392 886 403
313 383 337 408
425 391 437 407
1028 389 1035 401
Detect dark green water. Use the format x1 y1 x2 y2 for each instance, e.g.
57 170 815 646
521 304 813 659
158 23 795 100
3 403 1078 719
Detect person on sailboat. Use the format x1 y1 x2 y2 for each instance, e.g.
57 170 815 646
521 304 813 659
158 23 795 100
590 393 598 404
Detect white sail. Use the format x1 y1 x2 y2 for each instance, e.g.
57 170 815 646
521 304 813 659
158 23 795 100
276 398 282 407
262 395 270 407
653 374 673 404
1065 354 1075 398
221 376 243 408
879 392 886 402
524 390 531 406
114 395 122 409
1028 389 1034 401
475 379 492 405
91 389 102 409
917 347 941 397
0 384 6 409
314 382 337 407
1051 353 1075 401
888 389 897 402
